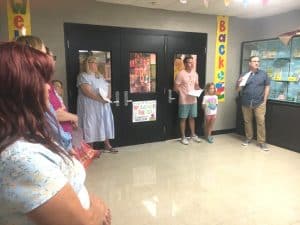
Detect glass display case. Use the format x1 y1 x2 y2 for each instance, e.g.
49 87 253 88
241 37 300 103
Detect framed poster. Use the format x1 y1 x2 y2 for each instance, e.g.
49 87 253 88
129 52 156 93
132 100 157 123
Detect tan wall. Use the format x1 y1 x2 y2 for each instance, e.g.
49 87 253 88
244 9 300 41
0 0 261 131
0 0 8 39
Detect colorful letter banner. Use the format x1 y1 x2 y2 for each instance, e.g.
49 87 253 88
214 16 229 102
7 0 31 40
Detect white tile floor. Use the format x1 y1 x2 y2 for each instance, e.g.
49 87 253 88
86 133 300 225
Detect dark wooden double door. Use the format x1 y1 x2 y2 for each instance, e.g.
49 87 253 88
64 23 207 147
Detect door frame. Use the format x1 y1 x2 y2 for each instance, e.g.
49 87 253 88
64 23 207 146
118 29 167 146
64 23 122 147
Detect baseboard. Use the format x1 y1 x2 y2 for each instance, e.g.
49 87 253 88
212 128 236 135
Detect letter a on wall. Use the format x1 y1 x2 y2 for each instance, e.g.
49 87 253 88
7 0 31 40
214 16 229 102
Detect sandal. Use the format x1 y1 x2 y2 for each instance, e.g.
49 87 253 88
104 147 118 153
93 150 101 158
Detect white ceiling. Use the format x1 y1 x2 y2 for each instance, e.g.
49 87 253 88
96 0 300 19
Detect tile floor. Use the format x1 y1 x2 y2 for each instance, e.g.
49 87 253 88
86 133 300 225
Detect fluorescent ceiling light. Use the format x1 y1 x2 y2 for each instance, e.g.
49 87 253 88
180 0 187 4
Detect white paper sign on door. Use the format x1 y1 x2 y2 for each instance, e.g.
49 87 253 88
132 100 157 123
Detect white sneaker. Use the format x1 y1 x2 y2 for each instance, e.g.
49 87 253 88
180 137 189 145
242 139 251 146
259 143 269 151
191 135 202 143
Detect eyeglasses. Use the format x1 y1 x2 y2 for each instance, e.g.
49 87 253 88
53 84 62 89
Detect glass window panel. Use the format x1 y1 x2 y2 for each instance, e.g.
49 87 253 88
287 82 300 102
269 81 287 101
173 54 197 80
290 36 300 80
241 39 300 104
78 50 111 96
129 53 156 93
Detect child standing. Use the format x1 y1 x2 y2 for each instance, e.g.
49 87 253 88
202 83 218 143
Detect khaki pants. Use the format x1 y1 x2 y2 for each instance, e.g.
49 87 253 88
242 103 266 144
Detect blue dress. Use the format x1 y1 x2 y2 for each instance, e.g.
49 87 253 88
77 73 115 143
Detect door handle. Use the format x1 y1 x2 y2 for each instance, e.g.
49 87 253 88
112 91 120 107
168 89 176 103
124 91 133 106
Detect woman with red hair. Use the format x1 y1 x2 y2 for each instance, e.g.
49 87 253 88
0 42 111 225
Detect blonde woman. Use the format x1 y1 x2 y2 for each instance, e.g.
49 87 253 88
77 56 117 153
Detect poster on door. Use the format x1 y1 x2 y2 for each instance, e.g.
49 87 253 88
129 52 156 93
132 100 157 123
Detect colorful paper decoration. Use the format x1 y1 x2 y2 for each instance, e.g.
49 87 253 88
224 0 230 7
262 0 268 6
7 0 31 40
214 16 229 102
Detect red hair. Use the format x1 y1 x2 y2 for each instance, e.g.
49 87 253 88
0 42 64 155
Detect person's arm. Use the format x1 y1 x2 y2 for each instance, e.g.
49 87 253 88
263 73 271 104
173 82 180 93
107 83 111 100
27 184 111 225
79 83 106 103
263 85 270 104
56 108 78 124
194 74 200 90
236 77 243 92
173 73 181 93
202 96 206 111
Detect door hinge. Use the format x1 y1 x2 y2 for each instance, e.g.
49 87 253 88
163 125 166 134
67 40 70 48
204 47 206 54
